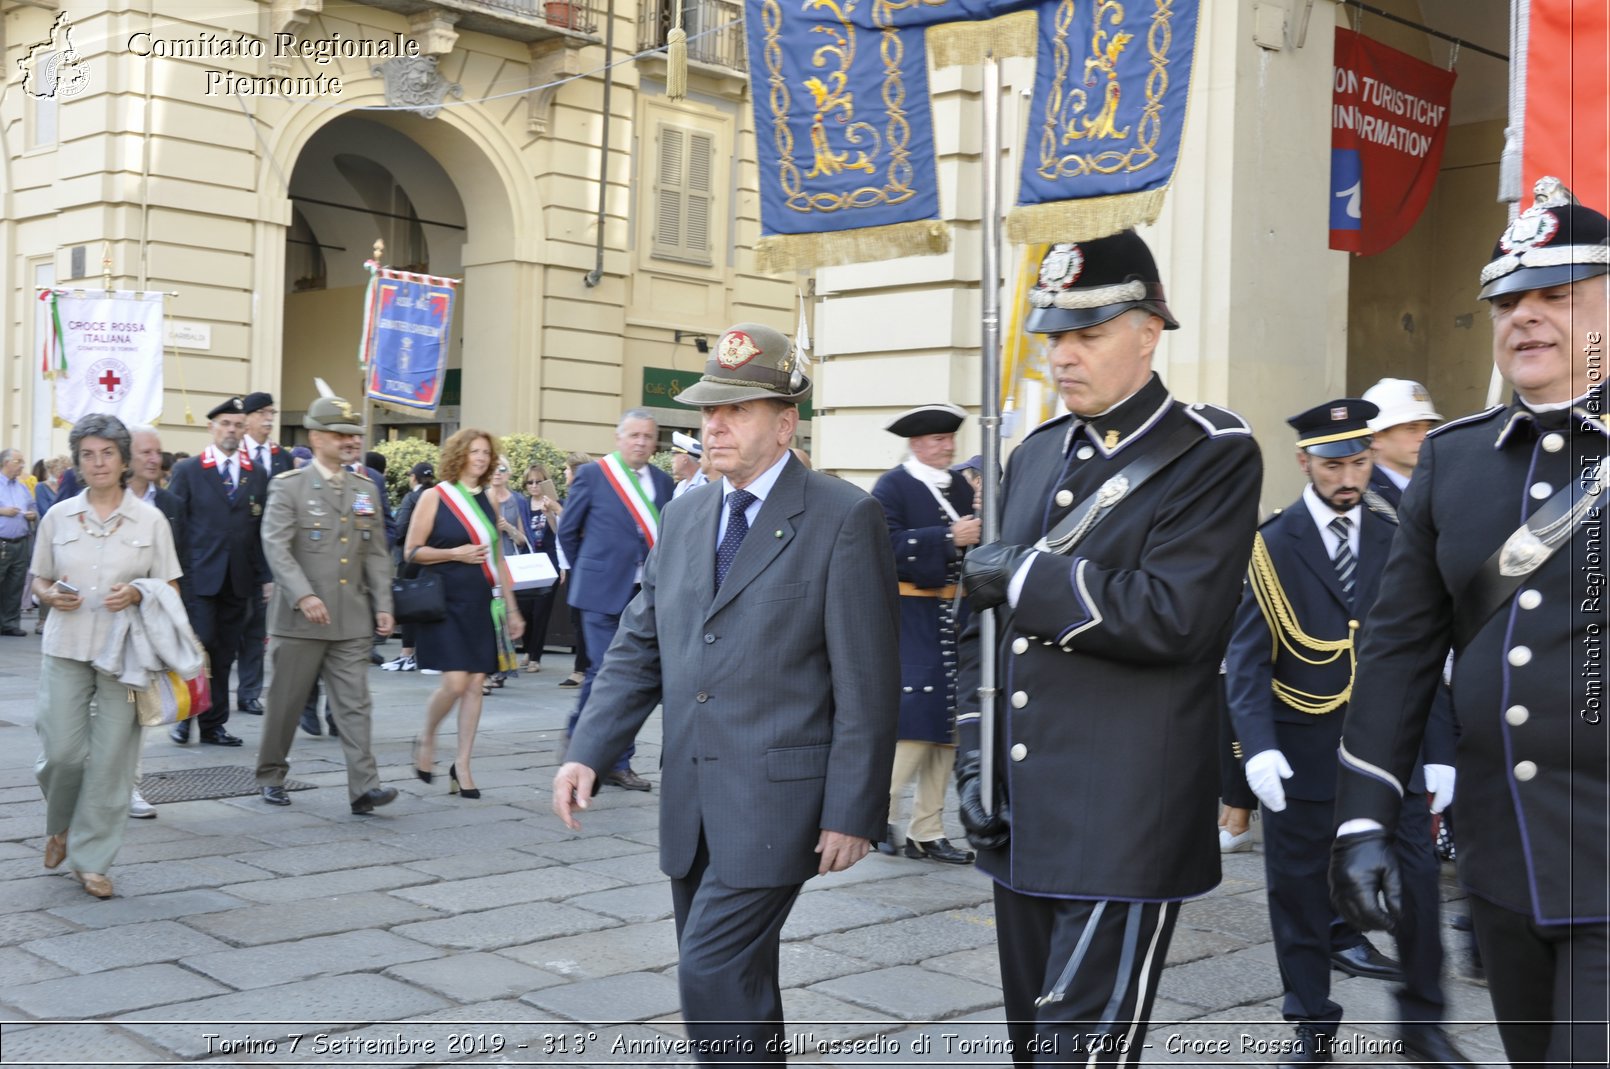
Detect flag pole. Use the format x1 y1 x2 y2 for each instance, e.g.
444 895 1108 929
977 52 1004 812
1488 0 1530 408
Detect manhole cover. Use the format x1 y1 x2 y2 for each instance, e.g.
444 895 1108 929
136 766 316 804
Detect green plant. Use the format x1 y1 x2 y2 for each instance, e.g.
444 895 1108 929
650 450 675 476
499 434 574 495
372 438 439 506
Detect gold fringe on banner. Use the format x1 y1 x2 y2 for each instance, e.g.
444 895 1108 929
1005 186 1169 245
926 10 1039 68
754 219 949 274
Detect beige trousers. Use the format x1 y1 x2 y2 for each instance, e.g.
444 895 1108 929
255 635 380 801
888 740 957 843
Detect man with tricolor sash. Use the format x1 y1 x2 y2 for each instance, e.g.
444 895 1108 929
558 409 675 791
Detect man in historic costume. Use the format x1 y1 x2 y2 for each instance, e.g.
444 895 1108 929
1226 399 1465 1066
1331 179 1610 1068
958 231 1263 1063
1359 378 1442 509
871 403 978 864
554 322 900 1064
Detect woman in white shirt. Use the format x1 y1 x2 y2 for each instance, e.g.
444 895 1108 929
30 414 182 899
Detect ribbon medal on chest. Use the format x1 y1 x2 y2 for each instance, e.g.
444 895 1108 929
352 490 376 517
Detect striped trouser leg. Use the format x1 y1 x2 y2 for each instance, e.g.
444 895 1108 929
994 884 1181 1066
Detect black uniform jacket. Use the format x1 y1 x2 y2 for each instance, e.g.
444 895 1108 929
1226 498 1452 802
166 453 270 599
1337 388 1610 925
958 374 1263 900
1367 465 1404 509
871 465 974 744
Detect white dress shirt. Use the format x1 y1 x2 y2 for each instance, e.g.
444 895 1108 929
1302 484 1361 558
716 450 793 549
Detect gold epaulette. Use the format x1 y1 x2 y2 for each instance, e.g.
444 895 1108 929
1246 532 1357 716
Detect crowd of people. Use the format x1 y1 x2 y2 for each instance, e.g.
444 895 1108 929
11 177 1605 1068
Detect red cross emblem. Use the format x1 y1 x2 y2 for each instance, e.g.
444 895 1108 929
98 368 122 396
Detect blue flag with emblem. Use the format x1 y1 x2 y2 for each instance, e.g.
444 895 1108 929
361 269 459 414
748 0 1200 272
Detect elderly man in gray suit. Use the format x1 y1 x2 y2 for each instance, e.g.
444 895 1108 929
554 322 901 1064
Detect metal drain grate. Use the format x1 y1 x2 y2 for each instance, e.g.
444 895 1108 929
136 766 316 804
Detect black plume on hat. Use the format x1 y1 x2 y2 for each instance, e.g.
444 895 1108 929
1025 230 1179 334
1479 177 1609 300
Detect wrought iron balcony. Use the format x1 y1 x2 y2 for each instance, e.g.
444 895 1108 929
348 0 600 43
638 0 746 73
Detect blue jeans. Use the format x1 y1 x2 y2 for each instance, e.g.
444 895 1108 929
567 607 635 772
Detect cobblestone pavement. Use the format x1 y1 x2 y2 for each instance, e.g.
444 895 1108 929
0 628 1504 1066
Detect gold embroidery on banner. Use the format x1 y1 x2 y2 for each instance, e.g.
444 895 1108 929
764 0 922 217
1037 0 1173 182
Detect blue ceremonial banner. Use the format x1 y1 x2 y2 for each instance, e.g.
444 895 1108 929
361 270 458 414
746 0 1200 272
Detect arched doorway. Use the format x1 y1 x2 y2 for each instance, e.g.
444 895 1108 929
280 115 468 447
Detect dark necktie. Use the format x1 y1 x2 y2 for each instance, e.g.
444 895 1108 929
715 489 756 590
222 458 237 500
1328 515 1355 598
256 445 267 473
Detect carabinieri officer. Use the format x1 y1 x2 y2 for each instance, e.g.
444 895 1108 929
958 230 1263 1064
1330 178 1610 1068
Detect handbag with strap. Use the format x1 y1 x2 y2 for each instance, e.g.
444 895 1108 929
392 550 448 623
506 542 558 591
133 645 212 727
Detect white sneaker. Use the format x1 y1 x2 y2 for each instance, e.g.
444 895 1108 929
421 667 441 675
1219 826 1253 853
382 655 417 672
129 788 157 819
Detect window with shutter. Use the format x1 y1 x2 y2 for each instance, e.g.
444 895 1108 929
651 123 717 266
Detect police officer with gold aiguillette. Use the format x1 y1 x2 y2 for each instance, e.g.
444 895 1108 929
254 395 398 816
1226 399 1466 1067
1330 179 1610 1067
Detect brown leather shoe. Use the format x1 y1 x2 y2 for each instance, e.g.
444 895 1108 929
602 768 652 792
76 872 113 898
43 833 67 869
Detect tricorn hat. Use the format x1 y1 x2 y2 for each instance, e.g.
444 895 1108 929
206 396 245 420
304 395 364 436
1479 177 1610 300
885 403 967 438
1288 398 1379 458
672 323 811 407
1025 230 1179 334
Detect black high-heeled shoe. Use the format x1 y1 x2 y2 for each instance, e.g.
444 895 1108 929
448 764 481 799
412 737 433 784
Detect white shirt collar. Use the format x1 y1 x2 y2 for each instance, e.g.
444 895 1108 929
1378 464 1411 491
1302 484 1361 548
721 449 793 506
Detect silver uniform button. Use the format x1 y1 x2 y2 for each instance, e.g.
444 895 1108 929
1518 589 1542 610
1010 743 1028 762
1012 637 1028 654
1011 690 1029 709
1506 705 1529 726
1508 645 1533 667
1513 760 1537 782
1541 432 1565 453
922 685 933 693
1055 490 1074 507
1530 482 1553 500
1076 446 1095 460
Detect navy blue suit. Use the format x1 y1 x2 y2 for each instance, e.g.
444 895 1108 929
167 453 270 731
1368 464 1405 509
1226 497 1452 1029
557 458 676 770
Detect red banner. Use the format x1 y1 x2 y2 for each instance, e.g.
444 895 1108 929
1524 1 1609 213
1329 28 1458 255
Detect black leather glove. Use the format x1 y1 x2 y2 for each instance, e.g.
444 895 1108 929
1329 828 1402 933
954 716 1010 851
961 541 1038 612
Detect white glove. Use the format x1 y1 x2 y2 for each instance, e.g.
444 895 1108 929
1422 764 1456 814
1245 749 1293 812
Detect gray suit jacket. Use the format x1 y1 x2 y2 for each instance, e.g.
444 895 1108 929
567 454 901 889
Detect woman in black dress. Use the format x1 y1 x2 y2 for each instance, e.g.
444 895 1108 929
404 429 524 797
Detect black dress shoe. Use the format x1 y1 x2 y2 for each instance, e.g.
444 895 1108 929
200 729 243 747
1 627 28 637
240 699 264 715
903 837 975 864
1330 942 1403 982
350 787 398 814
602 768 652 791
325 714 340 739
1279 1024 1332 1065
370 649 385 666
1400 1024 1473 1068
260 785 291 806
169 722 192 745
874 823 898 856
299 709 322 736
